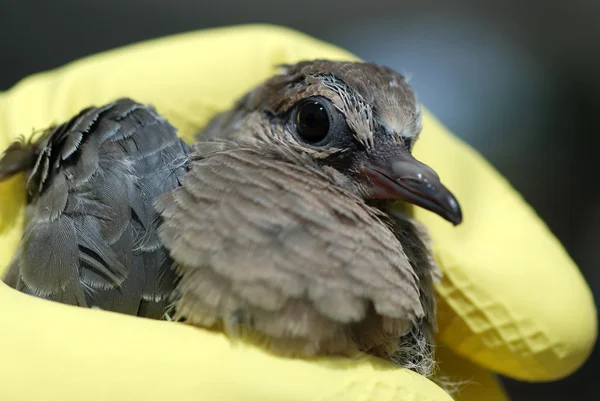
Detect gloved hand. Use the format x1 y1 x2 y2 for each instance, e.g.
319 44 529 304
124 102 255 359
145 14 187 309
0 24 595 401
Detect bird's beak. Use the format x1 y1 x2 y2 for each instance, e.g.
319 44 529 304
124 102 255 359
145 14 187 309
362 149 462 225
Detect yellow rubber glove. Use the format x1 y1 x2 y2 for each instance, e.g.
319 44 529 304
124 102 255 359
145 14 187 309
0 24 595 401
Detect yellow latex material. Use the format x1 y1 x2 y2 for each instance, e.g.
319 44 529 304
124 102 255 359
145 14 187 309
414 111 596 380
0 24 595 401
436 346 511 401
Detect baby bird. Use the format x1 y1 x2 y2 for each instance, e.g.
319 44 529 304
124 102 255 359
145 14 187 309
0 61 461 376
156 60 462 375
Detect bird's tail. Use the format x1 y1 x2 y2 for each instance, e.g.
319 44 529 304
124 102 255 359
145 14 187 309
0 130 50 183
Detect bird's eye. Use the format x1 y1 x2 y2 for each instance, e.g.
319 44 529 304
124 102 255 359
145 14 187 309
295 100 331 143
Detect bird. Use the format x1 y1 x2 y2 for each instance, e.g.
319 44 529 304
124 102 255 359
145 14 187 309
156 60 462 375
0 99 189 319
0 60 462 376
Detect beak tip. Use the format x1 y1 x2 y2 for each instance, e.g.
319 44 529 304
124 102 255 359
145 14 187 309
450 214 463 226
444 196 463 226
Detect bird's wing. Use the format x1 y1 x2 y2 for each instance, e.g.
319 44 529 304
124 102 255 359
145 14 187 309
0 98 189 318
156 142 424 344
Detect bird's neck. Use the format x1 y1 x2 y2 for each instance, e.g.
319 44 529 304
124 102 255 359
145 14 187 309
366 199 412 217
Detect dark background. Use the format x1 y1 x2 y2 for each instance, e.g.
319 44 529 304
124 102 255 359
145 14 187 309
1 0 598 399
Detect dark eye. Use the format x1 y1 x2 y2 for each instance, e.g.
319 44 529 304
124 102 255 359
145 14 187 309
295 100 330 143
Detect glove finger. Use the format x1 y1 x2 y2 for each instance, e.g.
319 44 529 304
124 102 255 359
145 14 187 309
0 282 454 401
436 345 511 401
417 109 596 380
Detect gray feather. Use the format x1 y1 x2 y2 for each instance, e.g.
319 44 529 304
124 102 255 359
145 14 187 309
1 98 190 319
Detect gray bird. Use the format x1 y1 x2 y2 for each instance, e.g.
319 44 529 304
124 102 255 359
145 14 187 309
0 100 189 319
0 61 461 376
157 60 461 375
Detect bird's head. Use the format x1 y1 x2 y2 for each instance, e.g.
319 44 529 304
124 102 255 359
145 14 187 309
203 60 462 225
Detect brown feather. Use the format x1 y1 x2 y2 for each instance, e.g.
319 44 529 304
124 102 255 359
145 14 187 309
157 141 425 360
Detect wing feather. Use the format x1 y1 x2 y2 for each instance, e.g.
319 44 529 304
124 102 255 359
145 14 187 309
157 142 424 355
1 98 189 318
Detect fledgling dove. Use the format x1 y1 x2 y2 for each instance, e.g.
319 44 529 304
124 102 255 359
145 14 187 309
0 100 189 319
156 60 462 375
0 61 461 376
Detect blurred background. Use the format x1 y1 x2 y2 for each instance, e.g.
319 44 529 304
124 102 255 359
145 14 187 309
1 0 597 399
